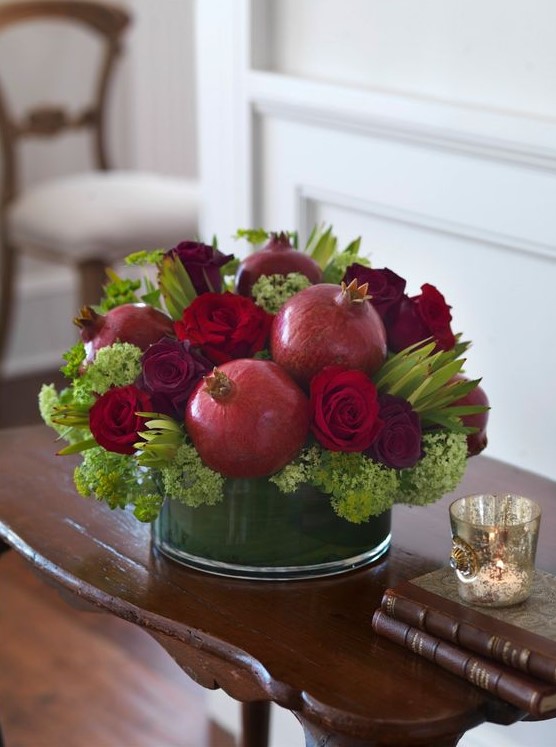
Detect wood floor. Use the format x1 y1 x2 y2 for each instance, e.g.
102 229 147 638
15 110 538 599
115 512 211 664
0 369 236 747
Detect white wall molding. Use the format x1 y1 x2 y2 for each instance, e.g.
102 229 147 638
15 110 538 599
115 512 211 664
197 3 556 745
249 72 556 174
296 186 556 263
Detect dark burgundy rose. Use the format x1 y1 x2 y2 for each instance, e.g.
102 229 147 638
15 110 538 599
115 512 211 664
309 366 383 452
174 292 273 364
365 393 423 469
139 338 212 419
89 385 153 455
387 295 429 352
387 284 455 352
343 264 406 321
166 241 233 295
414 283 456 351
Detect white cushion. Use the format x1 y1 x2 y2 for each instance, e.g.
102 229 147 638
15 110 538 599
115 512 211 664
6 170 200 262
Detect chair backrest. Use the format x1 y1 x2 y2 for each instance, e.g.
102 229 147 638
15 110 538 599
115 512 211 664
0 0 130 208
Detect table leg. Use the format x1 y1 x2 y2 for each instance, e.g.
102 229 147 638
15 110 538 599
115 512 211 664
241 701 271 747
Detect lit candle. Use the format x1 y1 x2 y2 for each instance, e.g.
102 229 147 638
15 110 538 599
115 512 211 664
460 558 530 606
450 493 541 607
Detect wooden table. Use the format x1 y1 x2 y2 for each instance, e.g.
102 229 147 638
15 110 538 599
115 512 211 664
1 425 555 747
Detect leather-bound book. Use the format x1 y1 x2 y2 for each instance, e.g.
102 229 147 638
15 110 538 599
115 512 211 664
372 609 556 718
380 567 556 684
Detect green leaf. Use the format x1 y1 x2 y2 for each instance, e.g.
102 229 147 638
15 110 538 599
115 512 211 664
306 225 337 269
441 404 489 417
60 342 86 379
158 254 198 319
97 268 142 312
234 228 269 245
136 413 183 432
140 288 162 308
57 438 97 455
220 256 240 277
407 359 465 406
373 341 436 389
415 378 480 412
124 249 165 266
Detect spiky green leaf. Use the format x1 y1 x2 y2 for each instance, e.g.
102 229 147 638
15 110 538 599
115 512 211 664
57 438 98 455
158 254 198 319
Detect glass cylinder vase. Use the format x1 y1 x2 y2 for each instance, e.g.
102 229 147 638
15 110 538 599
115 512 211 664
152 478 391 580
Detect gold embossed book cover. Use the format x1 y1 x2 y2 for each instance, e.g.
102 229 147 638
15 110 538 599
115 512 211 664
372 608 556 717
380 567 556 684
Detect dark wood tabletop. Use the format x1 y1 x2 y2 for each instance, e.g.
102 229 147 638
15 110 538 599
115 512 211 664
1 424 555 747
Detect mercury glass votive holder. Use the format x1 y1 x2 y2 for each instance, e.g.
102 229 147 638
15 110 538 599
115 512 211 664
449 493 541 607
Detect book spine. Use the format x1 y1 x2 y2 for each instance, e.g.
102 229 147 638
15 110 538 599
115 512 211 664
382 590 556 685
372 610 556 718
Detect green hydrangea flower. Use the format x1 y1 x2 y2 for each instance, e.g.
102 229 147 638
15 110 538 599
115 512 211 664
270 446 321 494
251 272 311 313
38 383 89 444
74 447 159 517
314 450 399 523
133 493 164 522
38 384 63 431
72 343 142 404
272 445 400 523
161 444 224 508
397 431 468 506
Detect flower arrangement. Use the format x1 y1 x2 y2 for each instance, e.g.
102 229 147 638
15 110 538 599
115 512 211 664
39 226 489 526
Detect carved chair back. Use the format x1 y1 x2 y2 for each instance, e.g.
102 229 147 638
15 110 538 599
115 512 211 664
0 1 130 209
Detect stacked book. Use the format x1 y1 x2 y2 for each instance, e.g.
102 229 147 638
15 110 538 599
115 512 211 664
372 566 556 718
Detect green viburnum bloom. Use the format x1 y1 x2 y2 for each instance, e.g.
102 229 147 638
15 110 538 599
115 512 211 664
270 446 321 494
74 447 159 517
72 343 143 404
251 272 311 313
397 431 468 506
160 444 225 508
272 445 399 523
314 450 399 523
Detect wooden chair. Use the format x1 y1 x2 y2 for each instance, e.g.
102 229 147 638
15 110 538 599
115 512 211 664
0 1 200 365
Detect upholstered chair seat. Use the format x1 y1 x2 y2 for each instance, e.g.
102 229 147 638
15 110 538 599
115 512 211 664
6 171 199 263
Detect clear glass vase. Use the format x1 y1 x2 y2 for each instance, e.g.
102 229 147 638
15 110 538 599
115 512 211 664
152 478 391 580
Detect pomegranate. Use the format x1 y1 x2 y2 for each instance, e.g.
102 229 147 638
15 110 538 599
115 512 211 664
235 232 323 297
74 303 175 364
185 359 310 478
270 280 387 387
452 375 490 456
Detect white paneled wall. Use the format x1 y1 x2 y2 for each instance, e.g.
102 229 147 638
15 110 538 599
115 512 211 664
260 0 556 120
125 0 198 178
196 1 556 744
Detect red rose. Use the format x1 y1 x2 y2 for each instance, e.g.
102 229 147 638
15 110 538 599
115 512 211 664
174 292 273 364
388 284 455 352
309 366 383 452
415 284 456 351
365 394 423 469
89 385 153 455
343 264 406 322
